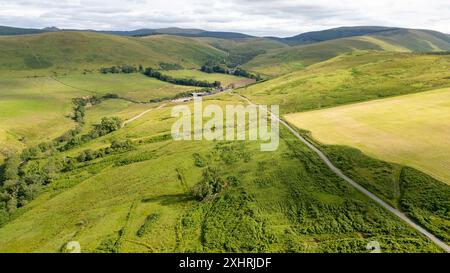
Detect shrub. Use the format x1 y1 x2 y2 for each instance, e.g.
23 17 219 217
110 139 134 151
136 213 160 237
190 167 226 201
193 153 207 167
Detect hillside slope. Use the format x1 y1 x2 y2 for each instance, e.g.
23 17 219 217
0 32 226 76
245 28 450 76
194 37 288 66
276 26 397 45
0 95 444 253
241 51 450 113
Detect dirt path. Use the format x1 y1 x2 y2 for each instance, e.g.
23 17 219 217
122 103 166 127
236 93 450 253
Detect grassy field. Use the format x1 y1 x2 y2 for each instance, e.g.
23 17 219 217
0 69 241 161
54 73 194 102
162 69 249 88
0 75 163 161
285 87 450 185
241 51 450 114
0 77 83 161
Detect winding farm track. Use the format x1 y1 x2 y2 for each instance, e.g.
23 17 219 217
237 93 450 253
122 103 166 127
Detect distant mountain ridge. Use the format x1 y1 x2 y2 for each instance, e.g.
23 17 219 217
1 25 449 43
0 25 254 39
273 26 401 45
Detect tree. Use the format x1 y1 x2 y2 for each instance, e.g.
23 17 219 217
2 155 20 181
99 117 122 132
190 167 226 201
6 197 17 213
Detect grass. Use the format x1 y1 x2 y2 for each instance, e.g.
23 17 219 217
297 143 450 244
1 32 449 253
285 87 450 185
243 29 450 76
162 69 248 88
243 37 387 76
54 73 194 102
194 37 288 66
0 94 444 253
371 29 450 52
0 77 83 160
0 32 226 77
241 51 450 114
0 69 239 161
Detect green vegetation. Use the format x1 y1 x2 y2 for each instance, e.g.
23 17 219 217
243 28 450 76
0 32 226 76
163 69 248 88
136 213 160 237
100 65 142 74
143 67 221 88
159 62 183 70
194 37 288 67
0 108 124 223
0 97 443 252
54 73 194 102
190 167 227 201
242 51 450 113
277 27 450 50
284 88 450 184
243 37 389 76
0 77 82 160
200 63 261 80
1 27 450 253
312 144 450 244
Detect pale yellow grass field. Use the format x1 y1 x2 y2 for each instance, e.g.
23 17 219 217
285 87 450 184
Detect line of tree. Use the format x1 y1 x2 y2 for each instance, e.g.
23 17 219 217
61 116 122 151
100 65 143 74
200 63 261 81
0 136 133 225
0 93 126 224
143 67 221 88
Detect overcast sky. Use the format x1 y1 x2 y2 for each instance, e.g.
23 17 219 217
0 0 449 37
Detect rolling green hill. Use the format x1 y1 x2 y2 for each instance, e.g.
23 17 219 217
194 37 288 66
0 32 227 76
274 26 397 45
243 37 385 76
241 51 450 113
0 95 444 252
1 26 450 253
244 28 450 76
370 28 450 51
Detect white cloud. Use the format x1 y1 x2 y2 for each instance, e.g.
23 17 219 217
0 0 448 36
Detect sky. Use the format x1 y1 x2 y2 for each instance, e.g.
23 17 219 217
0 0 449 37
